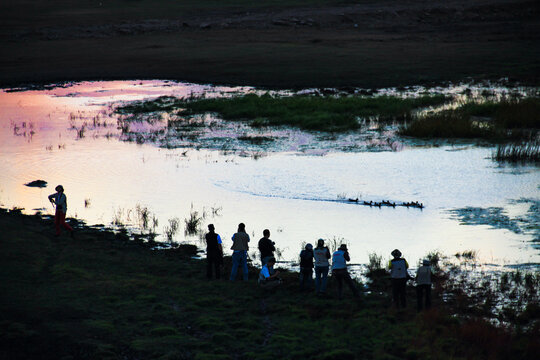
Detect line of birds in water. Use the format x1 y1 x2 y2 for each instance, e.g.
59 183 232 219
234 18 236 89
347 198 424 209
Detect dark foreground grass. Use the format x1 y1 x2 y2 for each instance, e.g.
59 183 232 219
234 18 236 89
1 209 538 360
401 97 540 140
117 94 447 132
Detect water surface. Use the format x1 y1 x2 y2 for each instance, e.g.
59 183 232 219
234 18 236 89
1 80 538 270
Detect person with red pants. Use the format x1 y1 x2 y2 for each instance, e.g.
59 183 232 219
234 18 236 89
48 185 74 237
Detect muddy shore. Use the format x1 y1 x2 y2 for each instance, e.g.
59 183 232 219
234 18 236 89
1 0 539 89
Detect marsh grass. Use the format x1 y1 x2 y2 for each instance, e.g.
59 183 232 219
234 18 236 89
237 135 275 144
457 250 478 260
116 96 179 114
493 142 540 163
400 111 491 138
184 206 203 236
326 236 349 254
76 125 86 139
182 94 447 131
424 250 443 271
366 252 383 273
401 97 540 139
433 253 540 327
163 217 180 243
117 94 447 132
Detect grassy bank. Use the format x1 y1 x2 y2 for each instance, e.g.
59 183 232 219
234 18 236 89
400 97 540 140
117 94 447 132
1 209 538 359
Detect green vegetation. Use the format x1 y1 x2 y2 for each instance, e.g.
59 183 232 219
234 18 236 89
118 94 447 132
401 97 540 139
1 209 538 359
366 252 384 275
184 206 204 235
399 111 490 138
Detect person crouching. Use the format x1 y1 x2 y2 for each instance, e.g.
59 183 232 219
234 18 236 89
258 257 281 289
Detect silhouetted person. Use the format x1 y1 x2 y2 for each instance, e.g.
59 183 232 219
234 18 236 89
314 239 331 295
388 249 409 309
230 223 250 281
258 229 275 266
258 257 281 289
331 244 360 299
205 224 223 279
416 259 433 311
299 243 314 290
48 185 74 237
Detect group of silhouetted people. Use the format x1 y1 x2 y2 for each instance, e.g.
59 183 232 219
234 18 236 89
298 240 359 299
388 249 433 311
49 188 432 311
205 223 433 310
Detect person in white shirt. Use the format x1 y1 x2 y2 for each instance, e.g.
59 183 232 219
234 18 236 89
313 239 331 295
48 185 74 237
416 259 433 311
388 249 409 309
331 244 360 299
230 223 250 281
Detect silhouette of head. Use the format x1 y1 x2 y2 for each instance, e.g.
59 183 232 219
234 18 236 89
391 249 402 258
263 229 270 237
305 243 313 250
339 244 348 251
208 224 215 232
422 259 430 266
267 257 276 265
317 239 325 247
55 185 64 192
238 223 245 232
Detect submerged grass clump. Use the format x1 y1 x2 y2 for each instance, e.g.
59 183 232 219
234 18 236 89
401 97 540 140
366 252 384 276
492 142 540 163
163 217 180 243
184 206 203 236
115 96 179 114
400 111 491 138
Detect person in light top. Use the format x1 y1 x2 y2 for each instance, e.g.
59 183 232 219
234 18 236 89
313 239 331 295
388 249 409 309
205 224 223 279
416 259 434 311
258 257 281 289
331 244 360 299
48 185 74 237
229 223 250 281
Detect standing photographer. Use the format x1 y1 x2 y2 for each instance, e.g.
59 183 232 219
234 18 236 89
48 185 74 238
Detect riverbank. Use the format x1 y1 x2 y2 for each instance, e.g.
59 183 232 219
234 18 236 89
1 209 538 359
1 0 539 89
